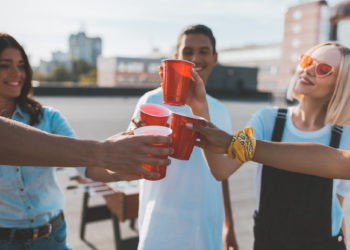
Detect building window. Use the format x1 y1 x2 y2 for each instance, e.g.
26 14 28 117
292 24 301 34
291 38 300 48
117 62 144 73
319 5 330 42
293 10 302 20
337 20 350 48
148 63 159 74
290 53 299 63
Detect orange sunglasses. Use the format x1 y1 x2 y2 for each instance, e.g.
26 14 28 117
298 54 334 78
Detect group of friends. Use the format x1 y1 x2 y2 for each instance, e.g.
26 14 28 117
1 23 350 250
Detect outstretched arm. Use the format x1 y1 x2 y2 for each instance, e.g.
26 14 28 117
253 140 350 179
188 122 350 179
0 116 172 180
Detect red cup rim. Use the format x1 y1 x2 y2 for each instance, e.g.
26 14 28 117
140 103 171 117
171 112 206 121
133 125 172 136
161 59 195 66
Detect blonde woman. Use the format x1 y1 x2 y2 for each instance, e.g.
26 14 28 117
188 42 350 250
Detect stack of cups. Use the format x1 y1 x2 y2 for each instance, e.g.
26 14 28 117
136 59 206 181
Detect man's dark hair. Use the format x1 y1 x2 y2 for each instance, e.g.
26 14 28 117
176 24 216 54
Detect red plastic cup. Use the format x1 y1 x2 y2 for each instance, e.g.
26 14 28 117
139 104 171 126
161 59 194 106
170 112 206 160
133 126 172 180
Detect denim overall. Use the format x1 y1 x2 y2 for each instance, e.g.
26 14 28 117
253 108 346 250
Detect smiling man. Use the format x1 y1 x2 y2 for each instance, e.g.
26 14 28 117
130 24 239 250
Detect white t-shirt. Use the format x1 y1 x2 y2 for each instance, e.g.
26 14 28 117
130 87 232 250
247 106 350 236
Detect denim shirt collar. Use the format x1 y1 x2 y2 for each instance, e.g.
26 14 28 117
12 105 30 124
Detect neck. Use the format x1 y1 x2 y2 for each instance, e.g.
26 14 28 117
0 99 16 118
292 98 328 131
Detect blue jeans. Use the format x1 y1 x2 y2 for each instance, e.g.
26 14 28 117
0 220 72 250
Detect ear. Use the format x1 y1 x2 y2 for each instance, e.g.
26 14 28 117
174 51 179 59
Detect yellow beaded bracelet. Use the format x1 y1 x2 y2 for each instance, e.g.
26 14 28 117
227 127 256 164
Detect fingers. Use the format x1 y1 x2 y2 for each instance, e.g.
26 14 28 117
139 143 174 157
159 65 164 81
131 118 146 128
194 138 205 149
190 68 201 84
185 122 209 135
207 122 217 128
137 167 161 180
131 118 139 126
141 156 171 167
136 158 171 180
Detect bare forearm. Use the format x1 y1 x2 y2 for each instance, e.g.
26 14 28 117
0 117 100 167
253 140 350 179
204 151 241 180
190 100 210 120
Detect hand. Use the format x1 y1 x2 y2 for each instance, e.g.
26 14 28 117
98 131 173 180
223 224 239 250
131 118 146 129
186 122 232 154
106 169 138 181
186 69 208 115
159 66 209 117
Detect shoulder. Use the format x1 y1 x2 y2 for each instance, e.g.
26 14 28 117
40 106 71 126
33 106 75 136
339 125 350 149
251 106 279 120
248 106 281 140
41 106 65 119
139 87 162 102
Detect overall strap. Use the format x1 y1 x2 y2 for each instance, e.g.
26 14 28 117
330 125 343 148
271 108 288 142
254 108 288 249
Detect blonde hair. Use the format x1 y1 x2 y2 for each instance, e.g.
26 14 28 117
286 42 350 125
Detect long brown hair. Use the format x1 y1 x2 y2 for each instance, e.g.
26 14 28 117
0 33 42 126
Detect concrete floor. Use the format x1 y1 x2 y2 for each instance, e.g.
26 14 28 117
38 96 350 250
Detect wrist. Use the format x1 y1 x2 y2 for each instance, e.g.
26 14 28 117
225 134 233 153
191 101 210 119
82 140 105 169
227 128 256 164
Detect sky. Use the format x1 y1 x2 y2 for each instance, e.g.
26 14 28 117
1 0 343 66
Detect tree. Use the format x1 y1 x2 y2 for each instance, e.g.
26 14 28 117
71 60 94 82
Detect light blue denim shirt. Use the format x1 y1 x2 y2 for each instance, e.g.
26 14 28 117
0 105 76 228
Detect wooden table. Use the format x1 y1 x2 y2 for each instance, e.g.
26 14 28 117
73 175 139 250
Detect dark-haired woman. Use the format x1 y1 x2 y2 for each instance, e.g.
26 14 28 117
0 33 75 250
